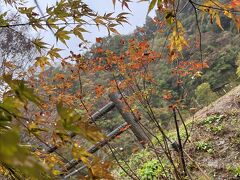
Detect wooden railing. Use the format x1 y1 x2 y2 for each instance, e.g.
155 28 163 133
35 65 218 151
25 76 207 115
34 92 149 178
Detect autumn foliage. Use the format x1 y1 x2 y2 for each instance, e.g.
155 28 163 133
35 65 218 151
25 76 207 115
0 0 240 179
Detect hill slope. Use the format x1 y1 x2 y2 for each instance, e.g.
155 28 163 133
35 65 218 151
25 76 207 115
194 85 240 119
182 85 240 179
114 85 240 179
182 86 240 179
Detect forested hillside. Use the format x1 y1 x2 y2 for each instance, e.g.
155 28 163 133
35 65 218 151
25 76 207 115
88 4 240 109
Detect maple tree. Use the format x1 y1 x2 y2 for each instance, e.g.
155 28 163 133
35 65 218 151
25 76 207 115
0 0 240 179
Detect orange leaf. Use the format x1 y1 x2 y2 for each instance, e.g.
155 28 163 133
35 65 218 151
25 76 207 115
96 37 103 43
119 124 131 132
95 85 104 98
232 0 240 8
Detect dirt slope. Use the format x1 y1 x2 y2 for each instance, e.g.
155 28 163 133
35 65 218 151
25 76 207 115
185 85 240 179
194 85 240 119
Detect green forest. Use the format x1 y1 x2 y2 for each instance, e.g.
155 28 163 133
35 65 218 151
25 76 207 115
0 0 240 179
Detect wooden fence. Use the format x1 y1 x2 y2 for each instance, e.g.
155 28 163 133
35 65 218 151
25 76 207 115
36 92 149 179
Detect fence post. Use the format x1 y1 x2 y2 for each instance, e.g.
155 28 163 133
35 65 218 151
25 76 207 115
109 93 149 145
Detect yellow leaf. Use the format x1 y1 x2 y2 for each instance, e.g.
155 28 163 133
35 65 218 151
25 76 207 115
57 103 106 142
48 47 62 60
94 18 105 25
72 144 94 167
73 26 87 41
91 160 114 179
3 61 16 69
35 56 51 71
215 14 224 30
3 74 43 106
224 10 232 19
109 27 120 34
55 27 70 45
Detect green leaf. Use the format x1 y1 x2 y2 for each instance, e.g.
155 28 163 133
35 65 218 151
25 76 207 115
18 6 35 16
165 11 175 25
18 83 43 106
47 18 59 29
157 0 162 7
73 25 88 41
0 129 50 179
57 102 82 132
0 12 9 26
3 74 43 106
0 97 24 117
0 110 12 130
32 38 49 53
236 67 240 78
28 122 47 135
55 27 70 45
147 0 157 14
57 103 106 142
95 18 105 25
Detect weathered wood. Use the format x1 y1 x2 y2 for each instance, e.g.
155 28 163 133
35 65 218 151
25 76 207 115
45 92 149 179
62 122 129 178
90 101 115 121
46 132 76 154
64 165 87 179
109 93 149 144
46 102 115 154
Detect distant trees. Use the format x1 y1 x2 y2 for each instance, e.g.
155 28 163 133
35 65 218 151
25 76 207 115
0 15 36 97
0 28 35 71
195 82 218 107
0 13 35 76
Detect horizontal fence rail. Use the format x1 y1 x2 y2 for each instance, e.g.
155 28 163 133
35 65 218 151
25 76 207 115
62 122 129 179
46 101 115 154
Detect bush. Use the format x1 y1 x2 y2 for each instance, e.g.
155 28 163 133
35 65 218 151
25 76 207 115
115 149 172 179
226 164 240 177
137 159 170 180
195 141 214 153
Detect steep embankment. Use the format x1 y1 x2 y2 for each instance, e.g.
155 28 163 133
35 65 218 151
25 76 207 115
194 85 240 119
185 85 240 179
114 85 240 179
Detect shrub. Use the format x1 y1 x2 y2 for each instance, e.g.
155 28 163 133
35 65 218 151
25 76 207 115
196 141 214 153
226 164 240 177
137 159 170 180
203 114 224 125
